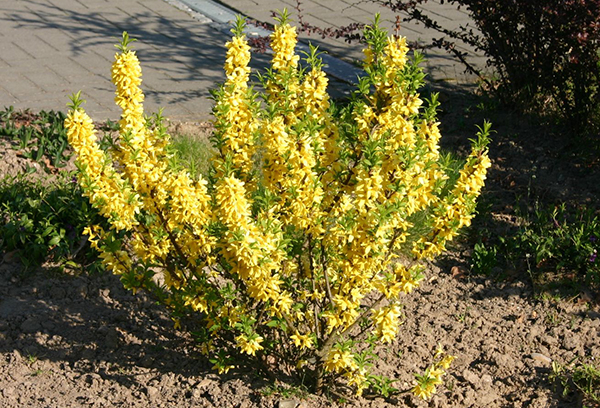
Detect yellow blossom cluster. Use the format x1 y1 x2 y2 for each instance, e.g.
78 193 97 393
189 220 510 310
260 15 334 233
371 303 403 343
324 347 357 374
270 20 300 71
374 263 421 300
315 20 453 349
65 106 140 232
290 331 314 350
215 175 287 305
111 49 144 134
235 333 264 356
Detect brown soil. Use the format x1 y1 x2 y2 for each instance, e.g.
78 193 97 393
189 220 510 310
1 87 599 407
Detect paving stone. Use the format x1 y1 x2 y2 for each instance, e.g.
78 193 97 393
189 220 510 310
0 42 34 62
22 67 70 92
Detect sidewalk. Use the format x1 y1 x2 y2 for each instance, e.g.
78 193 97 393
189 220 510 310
0 0 227 121
0 0 483 123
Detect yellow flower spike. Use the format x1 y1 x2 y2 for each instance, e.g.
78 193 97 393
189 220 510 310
383 35 409 70
214 22 257 185
216 176 253 228
224 35 251 83
65 107 141 232
111 49 146 136
270 22 300 71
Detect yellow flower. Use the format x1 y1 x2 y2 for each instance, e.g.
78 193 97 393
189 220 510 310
324 348 357 373
398 264 424 294
346 368 368 396
434 343 445 358
438 354 456 370
363 47 375 65
235 334 264 356
213 363 235 374
412 382 436 400
412 361 449 400
184 296 208 313
200 339 214 356
429 367 445 384
290 332 314 349
216 176 252 227
224 35 251 82
275 291 294 315
383 35 409 69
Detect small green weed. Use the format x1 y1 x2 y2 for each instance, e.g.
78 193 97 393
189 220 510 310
470 241 498 275
26 352 38 365
536 292 563 303
454 307 471 324
477 201 599 292
518 203 599 287
544 311 561 328
572 363 600 404
550 359 600 405
29 369 48 377
0 106 71 169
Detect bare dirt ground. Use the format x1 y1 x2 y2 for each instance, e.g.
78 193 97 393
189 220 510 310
1 85 599 407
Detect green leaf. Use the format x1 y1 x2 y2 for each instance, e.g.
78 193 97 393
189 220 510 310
67 91 85 111
35 145 44 162
266 320 280 328
42 226 54 237
231 15 246 37
115 31 137 53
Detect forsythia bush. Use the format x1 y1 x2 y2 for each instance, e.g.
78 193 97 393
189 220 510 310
65 13 490 399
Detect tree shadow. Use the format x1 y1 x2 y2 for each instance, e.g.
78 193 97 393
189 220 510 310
1 0 225 76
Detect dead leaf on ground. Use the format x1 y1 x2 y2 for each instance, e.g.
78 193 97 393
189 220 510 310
451 266 468 280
